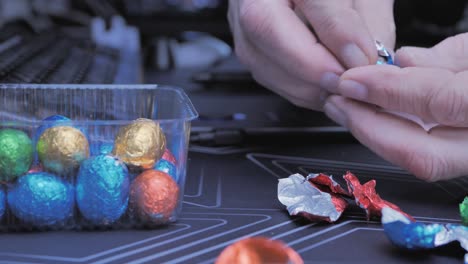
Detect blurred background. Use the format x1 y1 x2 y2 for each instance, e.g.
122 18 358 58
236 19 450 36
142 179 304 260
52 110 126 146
0 0 467 147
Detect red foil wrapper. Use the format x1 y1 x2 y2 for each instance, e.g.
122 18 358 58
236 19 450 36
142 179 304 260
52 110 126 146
343 171 413 220
307 173 350 196
216 237 303 264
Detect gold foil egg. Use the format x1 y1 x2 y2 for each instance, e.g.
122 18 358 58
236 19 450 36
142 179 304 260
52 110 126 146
37 126 90 175
112 119 166 169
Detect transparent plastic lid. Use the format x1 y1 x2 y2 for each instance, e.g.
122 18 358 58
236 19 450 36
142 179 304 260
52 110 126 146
0 84 198 125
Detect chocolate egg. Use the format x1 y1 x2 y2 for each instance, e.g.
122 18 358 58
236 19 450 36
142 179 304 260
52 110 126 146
7 172 74 226
76 155 130 225
216 237 303 264
112 119 166 169
129 170 179 224
154 160 177 182
37 126 90 175
154 149 177 181
0 129 33 181
35 115 71 141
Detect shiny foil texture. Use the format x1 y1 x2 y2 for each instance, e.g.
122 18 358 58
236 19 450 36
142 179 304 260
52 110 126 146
7 172 74 226
461 197 468 226
161 148 176 164
129 170 179 224
76 155 130 225
0 186 5 220
90 141 114 156
307 173 349 196
35 115 71 142
216 237 303 264
382 207 468 261
343 171 413 221
113 119 166 169
155 156 177 182
37 126 90 175
278 174 347 223
0 129 33 181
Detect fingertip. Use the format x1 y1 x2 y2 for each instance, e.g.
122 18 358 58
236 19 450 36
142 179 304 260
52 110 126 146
394 47 429 67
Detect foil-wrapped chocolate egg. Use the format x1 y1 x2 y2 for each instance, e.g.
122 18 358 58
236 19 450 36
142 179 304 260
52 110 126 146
0 186 5 219
0 129 33 181
76 155 130 225
112 119 166 169
7 172 74 226
37 126 90 175
154 160 177 182
129 170 179 224
90 141 114 156
216 237 303 264
154 149 178 182
35 115 71 141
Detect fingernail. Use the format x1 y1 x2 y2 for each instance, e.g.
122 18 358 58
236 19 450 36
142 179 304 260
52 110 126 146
341 43 370 67
324 100 348 128
339 80 368 101
320 72 340 93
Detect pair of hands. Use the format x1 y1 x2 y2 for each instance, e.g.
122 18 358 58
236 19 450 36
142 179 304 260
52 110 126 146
229 0 468 181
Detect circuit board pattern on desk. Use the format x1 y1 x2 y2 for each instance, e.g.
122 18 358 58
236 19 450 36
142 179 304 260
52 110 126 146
0 151 465 264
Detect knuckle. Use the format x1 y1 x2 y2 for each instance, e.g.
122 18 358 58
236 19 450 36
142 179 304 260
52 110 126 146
428 74 468 125
239 1 271 38
315 13 340 34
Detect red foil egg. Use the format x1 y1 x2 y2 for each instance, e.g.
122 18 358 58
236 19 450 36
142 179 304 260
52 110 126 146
129 170 179 224
216 237 303 264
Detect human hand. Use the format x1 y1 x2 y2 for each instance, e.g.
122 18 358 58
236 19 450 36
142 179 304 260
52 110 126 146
324 33 468 181
227 0 395 110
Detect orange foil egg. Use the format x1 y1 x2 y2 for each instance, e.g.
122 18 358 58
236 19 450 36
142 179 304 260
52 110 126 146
216 237 303 264
112 119 166 169
129 170 179 224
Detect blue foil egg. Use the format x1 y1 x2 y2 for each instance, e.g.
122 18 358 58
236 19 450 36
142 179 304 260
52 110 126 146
90 142 114 156
36 115 71 136
76 155 130 225
0 186 5 219
155 159 177 182
7 172 74 226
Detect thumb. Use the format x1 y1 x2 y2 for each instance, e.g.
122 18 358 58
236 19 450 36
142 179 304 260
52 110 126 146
396 32 468 72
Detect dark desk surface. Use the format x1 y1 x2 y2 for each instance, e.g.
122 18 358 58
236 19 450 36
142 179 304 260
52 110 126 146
0 66 466 264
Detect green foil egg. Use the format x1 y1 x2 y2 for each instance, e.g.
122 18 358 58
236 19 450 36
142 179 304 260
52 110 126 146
0 129 33 181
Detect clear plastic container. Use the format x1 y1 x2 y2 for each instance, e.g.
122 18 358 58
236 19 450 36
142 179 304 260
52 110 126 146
0 84 198 231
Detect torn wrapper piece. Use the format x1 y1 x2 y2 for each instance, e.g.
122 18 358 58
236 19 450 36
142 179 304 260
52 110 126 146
343 171 414 221
278 174 347 223
306 173 350 196
382 207 467 263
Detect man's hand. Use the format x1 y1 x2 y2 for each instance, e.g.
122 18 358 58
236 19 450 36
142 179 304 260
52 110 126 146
228 0 395 110
325 33 468 181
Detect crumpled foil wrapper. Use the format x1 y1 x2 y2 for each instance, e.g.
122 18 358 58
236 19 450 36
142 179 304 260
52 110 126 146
278 174 347 223
344 171 413 221
382 207 467 263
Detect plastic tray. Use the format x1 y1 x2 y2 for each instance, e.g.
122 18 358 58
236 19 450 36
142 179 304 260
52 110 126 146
0 84 198 231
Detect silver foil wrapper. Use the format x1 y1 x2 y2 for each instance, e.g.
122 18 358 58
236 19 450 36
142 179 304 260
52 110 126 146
278 174 346 222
